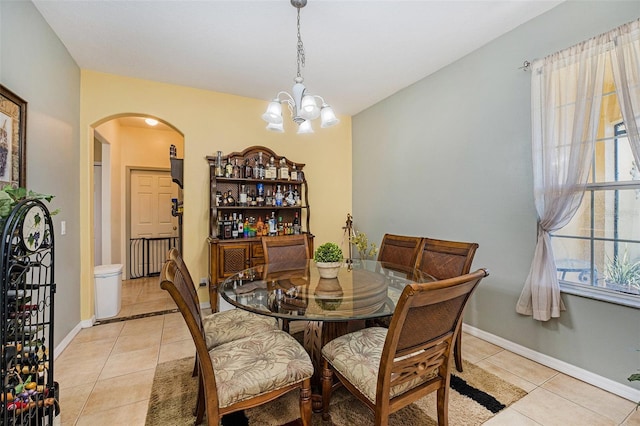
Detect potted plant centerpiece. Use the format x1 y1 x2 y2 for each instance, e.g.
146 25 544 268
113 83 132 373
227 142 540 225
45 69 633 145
314 242 343 279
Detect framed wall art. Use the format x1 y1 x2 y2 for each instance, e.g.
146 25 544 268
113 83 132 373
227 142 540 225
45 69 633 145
0 85 26 188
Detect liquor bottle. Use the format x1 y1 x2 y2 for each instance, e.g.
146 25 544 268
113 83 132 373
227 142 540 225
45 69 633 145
265 188 272 207
293 212 301 235
215 151 224 177
226 191 235 206
232 159 241 178
255 152 265 179
277 216 284 236
221 191 229 206
232 213 239 239
244 158 253 179
278 157 289 180
243 217 250 238
239 184 248 206
275 185 283 207
256 216 264 236
247 189 255 206
285 184 295 206
256 183 265 206
290 164 298 181
215 191 222 207
268 212 276 235
293 185 301 206
238 214 244 236
224 158 233 178
223 214 232 239
268 156 277 180
217 212 224 237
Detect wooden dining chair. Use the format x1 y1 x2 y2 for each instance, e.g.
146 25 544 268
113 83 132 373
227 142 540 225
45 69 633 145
321 268 489 426
414 238 479 372
160 259 314 426
377 234 423 269
262 235 311 333
167 248 279 350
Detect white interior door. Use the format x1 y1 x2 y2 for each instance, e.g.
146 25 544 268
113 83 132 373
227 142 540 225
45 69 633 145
130 169 178 276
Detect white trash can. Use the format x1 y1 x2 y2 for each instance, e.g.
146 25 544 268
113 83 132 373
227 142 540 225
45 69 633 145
94 264 123 319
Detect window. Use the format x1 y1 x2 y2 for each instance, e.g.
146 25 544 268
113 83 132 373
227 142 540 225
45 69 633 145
551 67 640 307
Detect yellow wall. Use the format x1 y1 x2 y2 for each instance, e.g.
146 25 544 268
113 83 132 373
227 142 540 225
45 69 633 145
80 70 352 320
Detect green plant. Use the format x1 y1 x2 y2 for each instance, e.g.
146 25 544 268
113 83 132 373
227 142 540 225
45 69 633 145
604 251 640 290
350 231 378 260
0 186 57 220
314 242 343 263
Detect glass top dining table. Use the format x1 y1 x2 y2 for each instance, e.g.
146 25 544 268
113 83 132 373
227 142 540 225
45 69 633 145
219 259 435 408
218 259 435 323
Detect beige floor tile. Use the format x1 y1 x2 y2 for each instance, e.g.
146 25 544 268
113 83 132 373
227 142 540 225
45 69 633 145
56 356 107 389
161 324 191 344
163 312 187 328
511 387 616 425
81 369 155 416
57 338 114 364
542 373 637 424
58 382 93 426
624 407 640 425
483 407 542 425
120 315 164 336
97 347 159 381
158 338 195 364
72 322 124 344
461 334 504 364
77 398 149 425
112 332 162 355
475 359 538 393
485 350 558 386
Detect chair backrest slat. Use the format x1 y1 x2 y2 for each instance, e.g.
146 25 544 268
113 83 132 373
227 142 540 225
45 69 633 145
262 235 310 264
377 234 422 269
168 247 202 315
415 238 479 280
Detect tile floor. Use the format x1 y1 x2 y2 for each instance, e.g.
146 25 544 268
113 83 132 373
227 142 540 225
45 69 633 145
56 277 640 425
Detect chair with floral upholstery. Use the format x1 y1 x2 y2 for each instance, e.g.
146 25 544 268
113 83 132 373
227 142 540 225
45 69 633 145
414 238 479 372
167 247 279 350
321 268 489 426
160 259 314 426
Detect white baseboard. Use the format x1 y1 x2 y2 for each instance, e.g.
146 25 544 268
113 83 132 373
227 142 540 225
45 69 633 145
53 316 95 360
463 324 640 403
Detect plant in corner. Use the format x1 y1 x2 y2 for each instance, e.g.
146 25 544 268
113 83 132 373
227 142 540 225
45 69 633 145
0 186 58 220
350 231 378 260
604 250 640 294
313 242 343 279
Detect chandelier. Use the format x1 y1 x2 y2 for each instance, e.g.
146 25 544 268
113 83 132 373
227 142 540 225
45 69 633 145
261 0 339 134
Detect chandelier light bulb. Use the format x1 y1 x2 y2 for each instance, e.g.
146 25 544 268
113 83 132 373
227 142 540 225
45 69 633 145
320 104 339 128
300 95 321 120
262 100 283 124
297 120 314 134
266 121 285 132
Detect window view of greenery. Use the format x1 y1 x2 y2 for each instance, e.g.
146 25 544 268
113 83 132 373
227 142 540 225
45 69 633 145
551 61 640 300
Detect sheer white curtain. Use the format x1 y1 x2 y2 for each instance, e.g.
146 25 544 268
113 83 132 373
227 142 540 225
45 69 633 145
610 19 640 164
517 18 640 320
515 35 608 320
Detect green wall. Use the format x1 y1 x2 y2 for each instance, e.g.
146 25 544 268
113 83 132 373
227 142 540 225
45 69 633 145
353 1 640 393
1 1 82 347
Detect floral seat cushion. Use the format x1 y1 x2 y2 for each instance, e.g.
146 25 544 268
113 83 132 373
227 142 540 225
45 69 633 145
322 327 433 403
203 308 279 349
211 330 314 408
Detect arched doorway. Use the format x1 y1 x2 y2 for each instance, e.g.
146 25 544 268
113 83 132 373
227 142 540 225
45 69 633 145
93 114 184 320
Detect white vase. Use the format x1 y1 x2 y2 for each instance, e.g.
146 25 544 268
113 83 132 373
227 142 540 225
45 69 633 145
315 261 342 279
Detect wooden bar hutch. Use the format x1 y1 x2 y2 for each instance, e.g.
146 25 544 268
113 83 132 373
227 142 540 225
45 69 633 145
206 146 314 310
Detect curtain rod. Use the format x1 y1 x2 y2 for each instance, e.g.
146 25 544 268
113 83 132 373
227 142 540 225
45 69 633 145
519 60 531 71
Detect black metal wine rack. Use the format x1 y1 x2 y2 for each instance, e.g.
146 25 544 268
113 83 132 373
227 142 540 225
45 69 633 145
0 199 58 425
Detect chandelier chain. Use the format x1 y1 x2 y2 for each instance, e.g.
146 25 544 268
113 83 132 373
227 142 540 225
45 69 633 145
296 7 305 78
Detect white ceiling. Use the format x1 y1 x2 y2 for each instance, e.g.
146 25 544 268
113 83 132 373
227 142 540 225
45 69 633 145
33 0 563 116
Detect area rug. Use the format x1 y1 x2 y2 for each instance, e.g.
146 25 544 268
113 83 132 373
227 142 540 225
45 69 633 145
146 356 527 426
